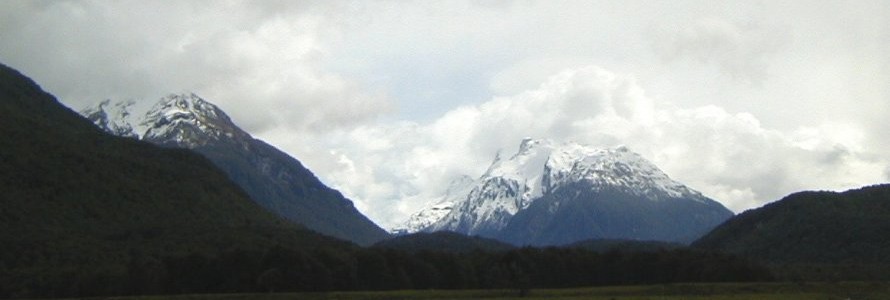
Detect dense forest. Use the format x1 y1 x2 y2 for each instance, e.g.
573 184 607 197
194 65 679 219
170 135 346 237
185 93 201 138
693 184 890 280
373 231 514 253
0 62 348 298
4 245 773 297
568 239 684 253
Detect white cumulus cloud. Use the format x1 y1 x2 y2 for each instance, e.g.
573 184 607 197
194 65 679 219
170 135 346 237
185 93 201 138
1 0 886 229
287 66 887 228
0 0 392 135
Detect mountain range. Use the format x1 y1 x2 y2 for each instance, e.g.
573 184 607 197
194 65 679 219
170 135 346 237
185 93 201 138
3 60 886 297
0 59 769 297
399 138 734 246
80 95 389 245
79 93 734 247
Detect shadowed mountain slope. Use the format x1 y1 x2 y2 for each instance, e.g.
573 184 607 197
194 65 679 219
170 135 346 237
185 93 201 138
81 95 389 245
0 63 354 298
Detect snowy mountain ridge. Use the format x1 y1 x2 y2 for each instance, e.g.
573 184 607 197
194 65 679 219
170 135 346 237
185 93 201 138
541 141 703 200
391 175 475 235
399 138 714 237
81 93 248 147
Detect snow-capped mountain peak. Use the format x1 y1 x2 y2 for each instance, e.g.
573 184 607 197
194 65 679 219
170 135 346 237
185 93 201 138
82 93 248 147
542 142 702 200
141 93 245 145
421 139 560 235
407 138 714 237
392 175 475 235
482 138 555 201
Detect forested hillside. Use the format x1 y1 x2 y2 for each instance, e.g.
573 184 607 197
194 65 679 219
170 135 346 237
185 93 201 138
373 231 514 253
694 184 890 280
0 62 356 297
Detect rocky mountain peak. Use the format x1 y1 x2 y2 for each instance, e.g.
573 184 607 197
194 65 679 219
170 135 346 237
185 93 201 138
141 93 247 146
400 138 728 244
82 93 250 147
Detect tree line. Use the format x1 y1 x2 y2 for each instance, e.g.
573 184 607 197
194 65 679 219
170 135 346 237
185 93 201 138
3 245 772 298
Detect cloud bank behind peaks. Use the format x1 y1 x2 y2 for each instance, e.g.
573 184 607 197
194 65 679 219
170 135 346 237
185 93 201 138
306 65 886 228
0 1 392 135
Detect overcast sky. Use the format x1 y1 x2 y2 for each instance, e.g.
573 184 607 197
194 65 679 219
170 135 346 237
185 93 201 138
2 0 888 229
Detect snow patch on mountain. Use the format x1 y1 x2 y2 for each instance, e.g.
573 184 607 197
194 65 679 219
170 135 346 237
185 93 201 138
392 175 474 234
80 99 141 138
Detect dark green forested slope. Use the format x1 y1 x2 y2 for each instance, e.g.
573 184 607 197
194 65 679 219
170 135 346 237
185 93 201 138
693 184 890 279
373 231 515 253
568 239 684 253
0 63 355 298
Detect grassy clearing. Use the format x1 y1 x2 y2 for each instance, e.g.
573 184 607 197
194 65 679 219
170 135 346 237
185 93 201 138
83 282 890 300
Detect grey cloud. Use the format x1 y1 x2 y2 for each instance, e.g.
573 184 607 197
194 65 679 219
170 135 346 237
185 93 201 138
3 1 886 228
300 65 887 228
819 145 851 165
0 1 391 136
653 17 786 84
